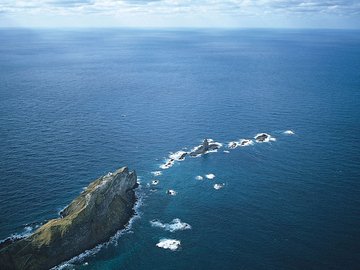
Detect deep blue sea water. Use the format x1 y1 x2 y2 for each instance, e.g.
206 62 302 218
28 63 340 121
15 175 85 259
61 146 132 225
0 29 359 270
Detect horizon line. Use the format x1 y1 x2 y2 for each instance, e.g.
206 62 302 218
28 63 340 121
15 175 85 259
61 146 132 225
1 26 360 31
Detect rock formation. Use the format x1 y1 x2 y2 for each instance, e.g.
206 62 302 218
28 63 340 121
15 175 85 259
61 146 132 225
0 167 137 270
190 139 220 156
255 133 269 142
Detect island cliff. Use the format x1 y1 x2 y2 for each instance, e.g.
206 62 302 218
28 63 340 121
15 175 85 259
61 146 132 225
0 167 138 270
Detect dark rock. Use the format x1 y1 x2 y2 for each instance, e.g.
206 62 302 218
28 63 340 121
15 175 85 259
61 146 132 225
178 152 187 160
255 134 269 142
190 139 220 156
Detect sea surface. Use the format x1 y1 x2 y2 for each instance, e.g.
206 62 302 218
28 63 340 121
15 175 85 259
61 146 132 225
0 29 359 270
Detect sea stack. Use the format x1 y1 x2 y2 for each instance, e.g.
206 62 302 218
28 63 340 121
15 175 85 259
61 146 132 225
190 139 220 156
0 167 138 270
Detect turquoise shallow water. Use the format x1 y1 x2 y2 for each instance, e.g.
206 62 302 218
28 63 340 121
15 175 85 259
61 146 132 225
0 29 359 270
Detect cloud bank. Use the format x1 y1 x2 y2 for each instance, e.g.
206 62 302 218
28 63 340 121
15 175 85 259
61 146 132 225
0 0 359 28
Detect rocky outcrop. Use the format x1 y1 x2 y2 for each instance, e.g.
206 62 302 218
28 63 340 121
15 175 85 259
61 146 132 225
178 152 187 160
190 139 221 156
0 167 137 270
255 133 269 142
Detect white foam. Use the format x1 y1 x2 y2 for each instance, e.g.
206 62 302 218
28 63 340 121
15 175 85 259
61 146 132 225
150 218 191 232
223 150 230 153
151 171 162 176
0 225 35 245
283 130 295 135
160 158 175 169
205 174 216 180
156 239 181 251
151 180 159 185
195 175 204 180
167 189 177 196
169 151 188 161
214 183 225 190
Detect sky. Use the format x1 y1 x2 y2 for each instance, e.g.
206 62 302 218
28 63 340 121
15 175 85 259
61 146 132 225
0 0 359 28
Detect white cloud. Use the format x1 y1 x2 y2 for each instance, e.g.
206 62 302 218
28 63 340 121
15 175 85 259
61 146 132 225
0 0 359 27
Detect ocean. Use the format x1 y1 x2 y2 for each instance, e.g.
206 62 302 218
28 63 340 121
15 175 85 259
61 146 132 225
0 28 359 270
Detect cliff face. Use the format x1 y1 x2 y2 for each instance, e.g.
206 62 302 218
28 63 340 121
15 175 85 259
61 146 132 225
0 167 137 270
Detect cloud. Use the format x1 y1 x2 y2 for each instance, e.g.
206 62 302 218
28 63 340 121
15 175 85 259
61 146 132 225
1 0 359 15
49 0 95 7
0 0 359 27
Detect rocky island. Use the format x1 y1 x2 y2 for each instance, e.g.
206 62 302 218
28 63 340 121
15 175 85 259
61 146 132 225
0 167 138 270
190 139 221 156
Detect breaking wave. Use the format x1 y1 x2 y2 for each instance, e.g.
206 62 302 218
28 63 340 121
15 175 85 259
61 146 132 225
150 218 191 232
156 239 181 251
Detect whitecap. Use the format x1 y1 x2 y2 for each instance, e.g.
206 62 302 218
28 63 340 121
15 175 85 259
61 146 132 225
0 225 35 245
223 150 230 153
151 171 162 176
283 130 295 135
156 239 181 251
214 183 225 190
160 158 175 169
150 218 191 232
169 151 188 161
205 174 215 180
195 175 203 180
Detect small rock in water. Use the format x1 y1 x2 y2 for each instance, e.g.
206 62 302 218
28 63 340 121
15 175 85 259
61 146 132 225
240 139 253 146
255 133 269 142
228 141 239 149
167 189 177 196
151 180 159 185
255 133 275 143
160 159 175 169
